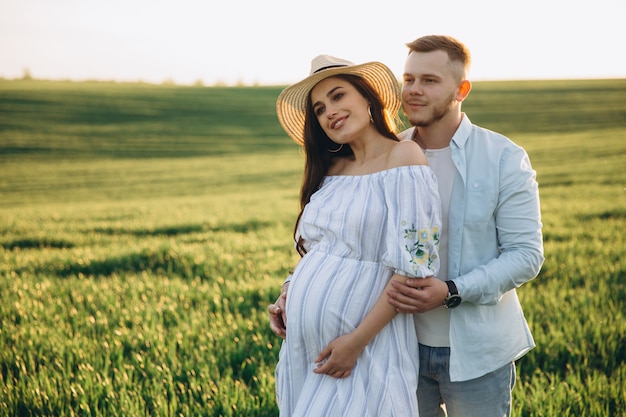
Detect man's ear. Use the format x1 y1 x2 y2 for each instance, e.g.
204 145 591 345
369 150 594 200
456 80 472 102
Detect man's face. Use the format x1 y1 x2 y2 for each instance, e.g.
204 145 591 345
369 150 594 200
401 50 460 128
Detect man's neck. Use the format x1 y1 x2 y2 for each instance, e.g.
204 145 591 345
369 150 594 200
412 112 464 150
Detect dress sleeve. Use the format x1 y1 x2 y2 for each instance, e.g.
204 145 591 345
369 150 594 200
382 166 442 278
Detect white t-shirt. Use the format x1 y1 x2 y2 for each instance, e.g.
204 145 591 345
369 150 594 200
414 146 455 347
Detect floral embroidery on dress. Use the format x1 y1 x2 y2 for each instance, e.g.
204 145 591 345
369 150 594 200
403 223 440 272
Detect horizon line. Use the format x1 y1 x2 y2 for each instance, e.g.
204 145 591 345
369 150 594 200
2 74 624 88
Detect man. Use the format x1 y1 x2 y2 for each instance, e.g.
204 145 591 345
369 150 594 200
269 35 544 417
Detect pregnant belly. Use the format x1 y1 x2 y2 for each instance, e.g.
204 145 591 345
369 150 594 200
285 251 391 350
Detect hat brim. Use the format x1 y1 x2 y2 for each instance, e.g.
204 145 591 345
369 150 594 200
276 62 400 145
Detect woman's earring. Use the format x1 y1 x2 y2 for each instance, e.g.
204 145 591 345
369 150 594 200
368 106 374 124
327 143 344 153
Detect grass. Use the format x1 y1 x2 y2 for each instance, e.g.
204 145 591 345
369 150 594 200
1 78 625 416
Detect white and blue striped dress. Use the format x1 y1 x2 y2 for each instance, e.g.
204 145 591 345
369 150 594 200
276 165 441 417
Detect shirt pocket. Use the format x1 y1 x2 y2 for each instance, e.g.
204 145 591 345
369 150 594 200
464 178 497 225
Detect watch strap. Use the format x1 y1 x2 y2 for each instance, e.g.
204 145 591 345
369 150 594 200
445 280 459 296
444 280 462 308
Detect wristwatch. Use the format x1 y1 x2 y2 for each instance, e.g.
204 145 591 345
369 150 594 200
444 280 462 309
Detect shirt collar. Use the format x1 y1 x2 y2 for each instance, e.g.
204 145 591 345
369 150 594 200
450 113 472 150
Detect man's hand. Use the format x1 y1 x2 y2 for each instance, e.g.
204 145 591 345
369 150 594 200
268 284 288 338
387 277 448 313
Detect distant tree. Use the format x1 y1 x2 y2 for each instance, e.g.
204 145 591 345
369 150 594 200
22 68 33 80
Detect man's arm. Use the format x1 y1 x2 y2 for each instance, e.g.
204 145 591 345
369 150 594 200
268 281 289 338
388 145 544 312
453 146 544 304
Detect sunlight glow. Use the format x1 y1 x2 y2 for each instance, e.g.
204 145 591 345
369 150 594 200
1 0 624 86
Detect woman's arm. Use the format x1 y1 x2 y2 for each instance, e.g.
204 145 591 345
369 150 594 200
313 273 407 378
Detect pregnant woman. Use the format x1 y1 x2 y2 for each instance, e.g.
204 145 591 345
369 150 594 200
273 55 441 417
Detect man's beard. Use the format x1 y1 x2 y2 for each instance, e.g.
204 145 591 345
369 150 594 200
409 91 457 128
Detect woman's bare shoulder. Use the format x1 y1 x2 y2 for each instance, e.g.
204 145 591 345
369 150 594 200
387 140 428 169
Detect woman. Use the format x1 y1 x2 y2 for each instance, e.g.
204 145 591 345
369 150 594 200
274 55 441 416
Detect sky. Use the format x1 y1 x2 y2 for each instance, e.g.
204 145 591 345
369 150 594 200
1 0 625 86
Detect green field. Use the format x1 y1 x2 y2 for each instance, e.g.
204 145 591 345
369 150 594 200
1 78 625 416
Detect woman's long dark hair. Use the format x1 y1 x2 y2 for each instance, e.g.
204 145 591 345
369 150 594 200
294 73 399 256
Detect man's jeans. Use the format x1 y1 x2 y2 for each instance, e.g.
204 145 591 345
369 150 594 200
417 344 516 417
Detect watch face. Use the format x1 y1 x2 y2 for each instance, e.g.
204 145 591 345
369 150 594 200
445 295 462 308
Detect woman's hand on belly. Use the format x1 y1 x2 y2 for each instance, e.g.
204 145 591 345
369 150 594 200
312 332 366 379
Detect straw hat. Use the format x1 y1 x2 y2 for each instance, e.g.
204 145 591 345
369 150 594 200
276 55 401 145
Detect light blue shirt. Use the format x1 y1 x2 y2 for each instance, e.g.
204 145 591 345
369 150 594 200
439 115 544 381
